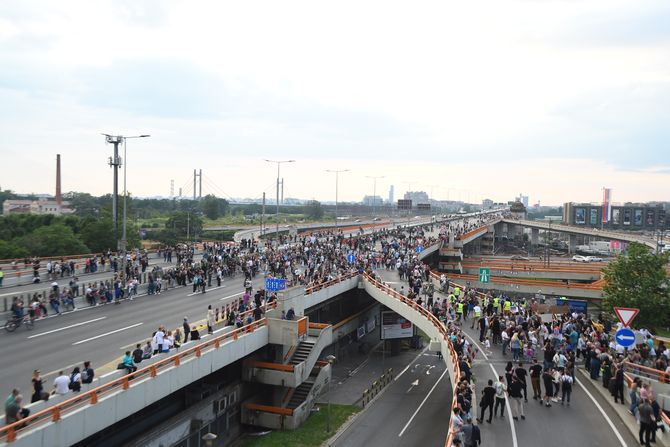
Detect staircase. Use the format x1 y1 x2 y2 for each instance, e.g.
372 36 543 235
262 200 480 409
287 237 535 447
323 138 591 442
289 340 316 365
286 378 315 410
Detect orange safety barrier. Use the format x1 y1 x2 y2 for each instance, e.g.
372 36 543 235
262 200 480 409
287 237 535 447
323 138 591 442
361 274 463 447
308 322 330 329
455 226 488 241
623 361 670 384
0 310 273 443
446 273 604 290
244 403 294 416
297 317 308 336
249 361 296 372
304 271 359 295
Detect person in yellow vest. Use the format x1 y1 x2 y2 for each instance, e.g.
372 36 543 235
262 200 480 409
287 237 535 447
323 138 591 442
503 299 511 316
493 297 500 314
448 294 455 304
454 287 461 299
472 303 482 329
0 267 4 287
456 301 464 323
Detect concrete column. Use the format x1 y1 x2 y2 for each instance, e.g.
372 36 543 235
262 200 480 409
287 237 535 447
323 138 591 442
531 228 539 246
276 286 306 317
569 234 577 254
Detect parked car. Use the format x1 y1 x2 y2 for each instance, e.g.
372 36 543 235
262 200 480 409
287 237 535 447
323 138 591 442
510 255 529 261
572 255 588 262
585 256 603 262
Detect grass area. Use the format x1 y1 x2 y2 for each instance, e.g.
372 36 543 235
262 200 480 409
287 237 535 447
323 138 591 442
240 404 360 447
656 327 670 339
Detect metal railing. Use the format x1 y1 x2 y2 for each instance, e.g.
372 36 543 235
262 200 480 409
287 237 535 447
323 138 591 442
360 274 463 447
0 302 276 443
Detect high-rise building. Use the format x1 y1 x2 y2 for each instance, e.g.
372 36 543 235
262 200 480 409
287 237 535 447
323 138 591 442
516 194 529 208
388 185 394 204
404 191 429 203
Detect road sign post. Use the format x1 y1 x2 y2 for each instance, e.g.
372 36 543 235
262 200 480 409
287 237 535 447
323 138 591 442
347 253 356 265
415 245 424 254
614 307 639 328
615 327 636 348
479 267 490 283
265 278 286 292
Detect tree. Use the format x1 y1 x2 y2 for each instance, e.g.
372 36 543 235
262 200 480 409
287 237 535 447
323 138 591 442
165 211 203 240
80 218 117 253
201 195 221 220
305 200 324 220
602 242 670 331
17 224 90 257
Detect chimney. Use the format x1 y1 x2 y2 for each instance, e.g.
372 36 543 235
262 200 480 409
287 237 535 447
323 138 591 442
56 154 62 205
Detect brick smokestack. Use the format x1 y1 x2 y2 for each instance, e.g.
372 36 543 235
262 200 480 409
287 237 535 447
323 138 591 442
56 154 62 205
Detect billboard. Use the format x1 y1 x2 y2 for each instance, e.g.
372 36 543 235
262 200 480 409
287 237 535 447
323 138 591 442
646 209 655 227
612 208 621 225
381 311 413 339
397 199 412 210
575 208 586 224
623 209 631 225
634 209 643 226
589 209 598 225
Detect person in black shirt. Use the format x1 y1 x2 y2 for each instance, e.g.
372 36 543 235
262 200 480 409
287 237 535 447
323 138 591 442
477 379 497 424
132 344 144 364
508 375 525 420
514 362 528 402
528 360 543 400
542 368 554 407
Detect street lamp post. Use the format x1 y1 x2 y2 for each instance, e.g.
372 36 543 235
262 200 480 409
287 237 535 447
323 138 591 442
326 169 349 233
325 354 337 433
366 175 385 217
103 133 150 290
265 159 295 243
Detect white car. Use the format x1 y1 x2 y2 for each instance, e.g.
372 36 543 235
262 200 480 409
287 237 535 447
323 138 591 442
572 255 588 262
586 256 603 262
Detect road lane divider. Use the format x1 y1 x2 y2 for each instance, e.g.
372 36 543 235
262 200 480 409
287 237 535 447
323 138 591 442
27 317 107 339
72 322 144 345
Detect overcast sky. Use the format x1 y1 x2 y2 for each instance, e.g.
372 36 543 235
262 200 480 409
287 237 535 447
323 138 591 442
1 0 669 206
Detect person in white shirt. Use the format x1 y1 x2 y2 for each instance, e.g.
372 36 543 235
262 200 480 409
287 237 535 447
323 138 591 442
153 328 165 354
53 372 69 395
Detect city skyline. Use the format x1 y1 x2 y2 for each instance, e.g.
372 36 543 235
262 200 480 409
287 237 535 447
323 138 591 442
1 1 669 205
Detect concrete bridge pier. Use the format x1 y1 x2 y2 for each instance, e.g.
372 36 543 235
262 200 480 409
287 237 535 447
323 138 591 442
569 234 577 254
531 228 539 246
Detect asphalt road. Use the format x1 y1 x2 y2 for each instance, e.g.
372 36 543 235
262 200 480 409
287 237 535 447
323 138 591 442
0 272 266 396
372 268 640 447
332 351 451 447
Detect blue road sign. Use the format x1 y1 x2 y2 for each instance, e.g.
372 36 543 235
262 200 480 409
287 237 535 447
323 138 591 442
347 253 356 264
265 278 286 292
615 328 636 348
415 245 424 253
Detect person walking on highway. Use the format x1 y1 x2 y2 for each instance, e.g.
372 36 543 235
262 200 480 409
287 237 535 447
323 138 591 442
461 417 481 447
508 375 525 420
529 359 542 400
207 305 215 334
477 379 496 424
494 376 507 418
638 398 654 447
183 317 190 343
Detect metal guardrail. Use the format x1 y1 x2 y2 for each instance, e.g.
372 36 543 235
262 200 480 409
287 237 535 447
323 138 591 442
0 302 276 443
361 368 393 407
361 274 463 447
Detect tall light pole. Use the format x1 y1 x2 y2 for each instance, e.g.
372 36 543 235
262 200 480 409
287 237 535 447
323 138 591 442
326 169 349 232
366 175 385 217
265 159 295 241
103 133 150 288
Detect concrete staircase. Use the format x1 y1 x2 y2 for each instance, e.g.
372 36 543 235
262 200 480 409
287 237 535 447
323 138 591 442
286 373 317 410
289 339 316 365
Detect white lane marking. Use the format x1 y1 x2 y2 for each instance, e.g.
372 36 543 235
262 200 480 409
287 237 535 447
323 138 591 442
44 361 82 378
406 379 420 393
463 331 517 447
72 322 143 345
219 292 244 301
395 346 428 382
575 378 627 447
101 370 119 379
187 285 224 297
398 368 448 437
490 363 518 447
27 317 107 339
